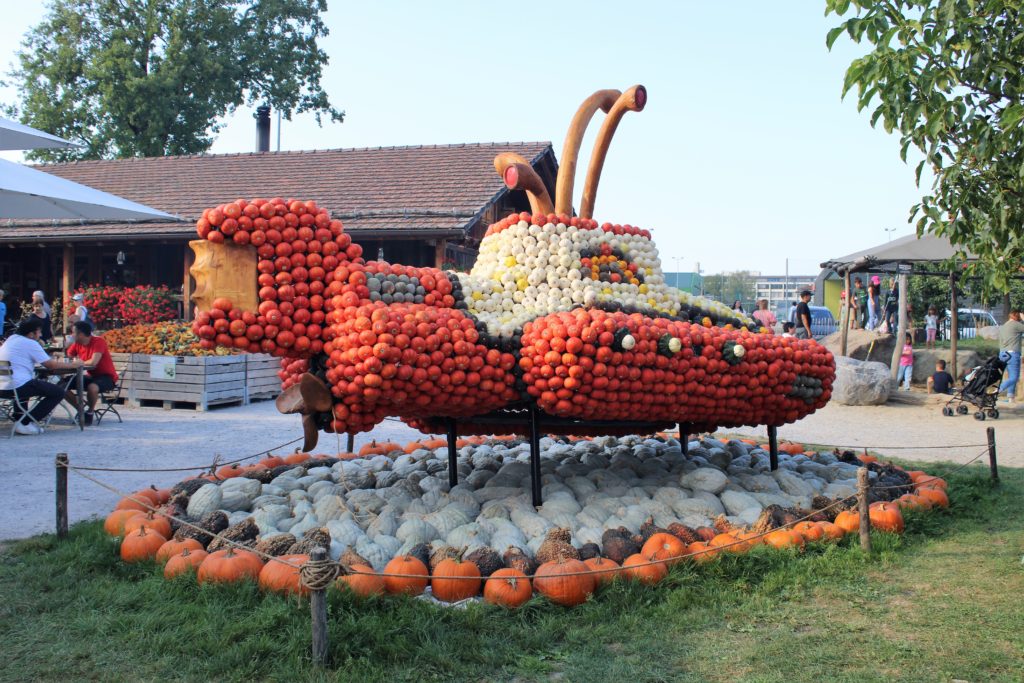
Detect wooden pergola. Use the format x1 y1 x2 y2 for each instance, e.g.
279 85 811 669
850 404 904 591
821 233 977 379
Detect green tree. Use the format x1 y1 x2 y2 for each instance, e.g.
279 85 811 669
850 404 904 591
6 0 343 160
826 0 1024 293
702 274 726 301
724 270 755 307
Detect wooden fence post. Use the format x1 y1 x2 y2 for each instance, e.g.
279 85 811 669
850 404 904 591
857 467 871 552
987 427 999 484
56 453 69 539
310 547 329 667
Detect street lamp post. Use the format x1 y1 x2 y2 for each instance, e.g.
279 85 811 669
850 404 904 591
672 256 682 291
884 227 897 242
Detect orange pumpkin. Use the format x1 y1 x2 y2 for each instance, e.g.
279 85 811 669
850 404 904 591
583 557 621 584
164 548 208 578
123 511 172 539
258 554 310 595
834 510 861 534
382 555 429 595
114 494 151 513
816 521 845 542
869 502 905 533
896 493 928 511
858 453 878 464
259 455 286 469
104 509 142 537
120 526 167 563
916 486 949 508
337 564 385 598
620 553 668 585
431 556 482 602
709 533 744 553
686 541 718 563
283 451 311 465
483 568 533 608
641 532 687 565
358 441 403 457
215 463 247 479
763 529 805 550
156 538 204 563
197 548 265 584
694 527 717 542
148 486 171 505
793 521 825 542
533 558 595 607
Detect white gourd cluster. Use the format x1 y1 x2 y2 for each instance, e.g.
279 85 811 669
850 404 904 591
455 219 754 337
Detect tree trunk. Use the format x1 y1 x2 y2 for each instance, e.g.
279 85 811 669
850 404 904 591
949 272 959 379
891 272 909 381
840 270 851 357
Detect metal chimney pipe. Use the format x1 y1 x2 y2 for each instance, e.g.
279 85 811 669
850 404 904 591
255 106 271 153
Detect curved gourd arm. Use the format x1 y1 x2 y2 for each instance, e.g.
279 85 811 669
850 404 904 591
554 89 621 216
494 152 554 215
579 85 647 219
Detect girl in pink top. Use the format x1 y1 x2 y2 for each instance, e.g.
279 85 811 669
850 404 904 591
897 332 914 391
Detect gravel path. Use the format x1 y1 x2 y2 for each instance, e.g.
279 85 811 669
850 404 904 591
5 392 1020 540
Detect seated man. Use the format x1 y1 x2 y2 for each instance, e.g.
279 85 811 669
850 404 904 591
66 321 119 425
0 318 83 434
927 359 955 395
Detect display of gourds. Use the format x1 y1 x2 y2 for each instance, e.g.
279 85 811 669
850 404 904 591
108 435 950 608
188 85 835 445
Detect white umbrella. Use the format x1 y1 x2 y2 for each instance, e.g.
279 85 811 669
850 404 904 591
0 158 178 220
0 116 79 151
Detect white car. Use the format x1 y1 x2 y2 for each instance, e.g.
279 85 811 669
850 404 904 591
943 309 997 339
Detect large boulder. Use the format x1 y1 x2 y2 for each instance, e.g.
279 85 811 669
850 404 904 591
978 325 999 340
820 329 897 364
831 356 892 405
911 349 983 383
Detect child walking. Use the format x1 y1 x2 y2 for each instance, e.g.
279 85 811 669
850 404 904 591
925 306 938 349
898 332 914 391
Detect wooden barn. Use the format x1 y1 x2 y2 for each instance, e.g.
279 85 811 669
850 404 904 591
0 142 557 320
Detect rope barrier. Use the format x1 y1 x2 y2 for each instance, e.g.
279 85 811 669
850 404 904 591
60 435 988 583
59 436 305 473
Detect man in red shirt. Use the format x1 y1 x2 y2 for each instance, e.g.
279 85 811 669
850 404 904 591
66 321 119 425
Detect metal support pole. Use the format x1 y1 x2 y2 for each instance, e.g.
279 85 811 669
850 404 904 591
309 547 329 667
987 426 999 483
857 467 872 553
767 425 779 471
840 269 851 356
678 423 689 455
445 417 458 488
345 433 354 454
528 406 543 507
949 272 959 379
55 453 68 539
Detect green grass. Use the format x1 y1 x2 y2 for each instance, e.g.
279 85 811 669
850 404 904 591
2 462 1022 683
932 336 999 355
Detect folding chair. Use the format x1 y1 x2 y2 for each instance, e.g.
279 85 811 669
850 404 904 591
94 364 128 425
0 360 45 437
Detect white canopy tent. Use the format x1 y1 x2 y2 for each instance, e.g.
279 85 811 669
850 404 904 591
0 116 78 151
0 158 177 221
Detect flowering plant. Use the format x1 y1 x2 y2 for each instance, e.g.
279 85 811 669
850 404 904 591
72 285 179 327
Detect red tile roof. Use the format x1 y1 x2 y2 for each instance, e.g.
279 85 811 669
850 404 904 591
1 142 554 242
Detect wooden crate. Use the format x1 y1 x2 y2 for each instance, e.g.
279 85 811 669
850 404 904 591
109 352 280 411
246 354 282 402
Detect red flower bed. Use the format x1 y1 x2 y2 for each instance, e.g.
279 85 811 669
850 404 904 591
72 285 178 327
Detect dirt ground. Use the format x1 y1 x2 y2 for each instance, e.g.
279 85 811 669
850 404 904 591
4 391 1021 541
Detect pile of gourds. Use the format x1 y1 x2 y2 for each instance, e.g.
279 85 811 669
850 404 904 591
105 443 949 609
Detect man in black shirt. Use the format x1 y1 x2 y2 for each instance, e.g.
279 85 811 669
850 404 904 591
795 290 813 339
927 359 955 394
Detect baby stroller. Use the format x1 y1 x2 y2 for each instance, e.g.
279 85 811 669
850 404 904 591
942 352 1008 420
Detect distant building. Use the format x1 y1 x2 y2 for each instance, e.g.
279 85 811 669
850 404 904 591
753 274 816 310
663 272 704 296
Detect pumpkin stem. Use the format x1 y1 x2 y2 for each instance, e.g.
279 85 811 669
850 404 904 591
181 548 192 557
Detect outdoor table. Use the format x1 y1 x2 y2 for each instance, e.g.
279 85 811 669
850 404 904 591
37 364 85 431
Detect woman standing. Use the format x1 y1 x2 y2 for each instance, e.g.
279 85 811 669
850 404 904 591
732 300 745 315
866 276 881 330
29 301 53 343
751 299 777 330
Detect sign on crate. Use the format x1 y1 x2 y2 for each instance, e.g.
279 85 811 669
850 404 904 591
149 356 177 380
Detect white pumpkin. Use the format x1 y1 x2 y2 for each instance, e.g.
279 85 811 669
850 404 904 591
366 509 400 540
423 506 471 537
313 495 347 522
446 522 491 549
326 519 364 547
395 518 439 546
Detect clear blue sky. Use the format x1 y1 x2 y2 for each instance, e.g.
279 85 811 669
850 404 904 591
0 1 924 276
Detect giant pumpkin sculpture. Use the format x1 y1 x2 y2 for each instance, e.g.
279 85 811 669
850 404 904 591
190 86 835 450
